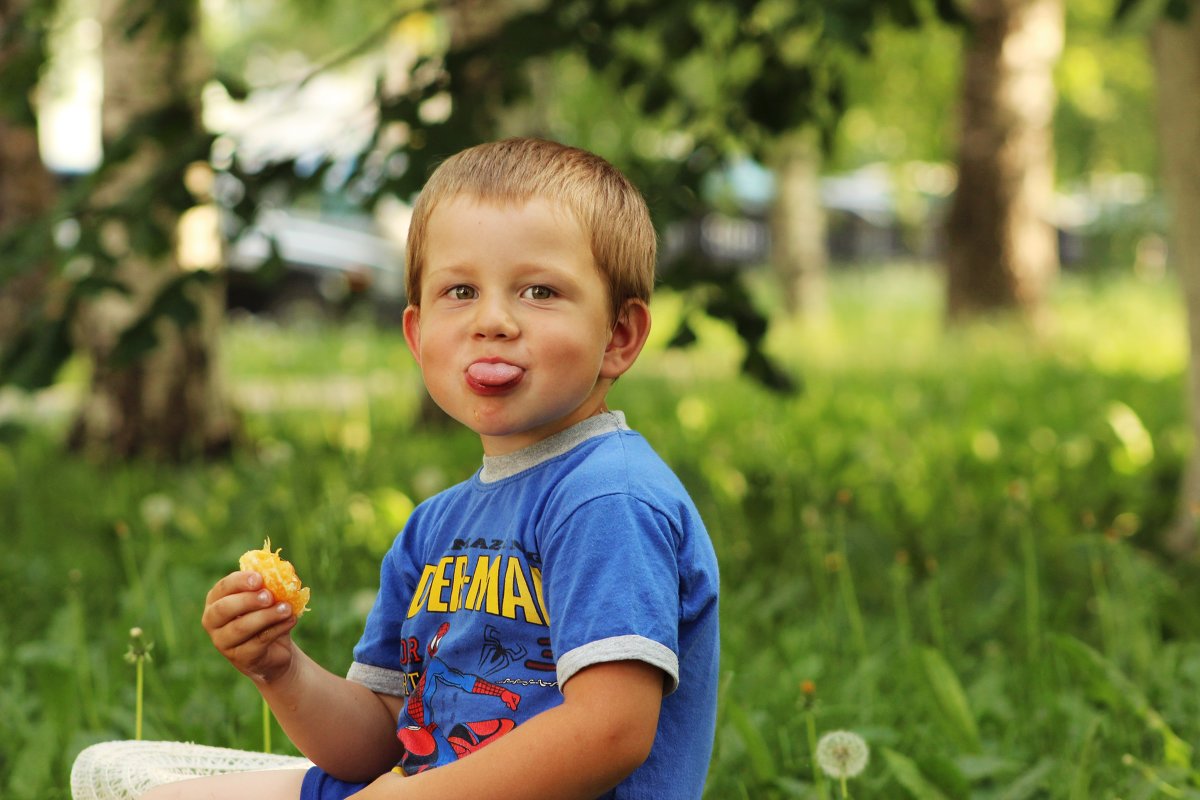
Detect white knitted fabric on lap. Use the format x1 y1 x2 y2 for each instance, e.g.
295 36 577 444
70 740 312 799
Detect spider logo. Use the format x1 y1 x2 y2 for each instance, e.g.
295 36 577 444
478 625 527 675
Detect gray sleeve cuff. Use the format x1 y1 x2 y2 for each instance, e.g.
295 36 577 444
556 635 680 696
347 662 410 697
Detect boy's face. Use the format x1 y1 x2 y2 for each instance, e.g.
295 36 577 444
404 196 648 456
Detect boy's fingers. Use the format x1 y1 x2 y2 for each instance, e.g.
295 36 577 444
210 599 290 641
210 610 293 664
204 570 262 605
202 587 277 634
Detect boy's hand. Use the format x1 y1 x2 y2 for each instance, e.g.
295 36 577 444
202 570 298 684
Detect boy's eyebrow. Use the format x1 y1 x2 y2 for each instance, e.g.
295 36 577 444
425 260 585 281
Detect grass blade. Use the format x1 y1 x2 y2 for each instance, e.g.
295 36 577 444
1051 634 1194 769
726 703 778 784
918 647 981 753
998 757 1056 800
881 748 951 800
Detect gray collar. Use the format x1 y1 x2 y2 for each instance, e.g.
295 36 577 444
479 410 629 483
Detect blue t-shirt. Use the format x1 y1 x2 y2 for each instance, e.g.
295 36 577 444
313 411 719 799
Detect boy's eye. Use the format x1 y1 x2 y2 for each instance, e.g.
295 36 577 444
449 285 477 300
523 285 555 301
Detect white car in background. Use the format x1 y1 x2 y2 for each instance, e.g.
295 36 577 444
226 207 406 321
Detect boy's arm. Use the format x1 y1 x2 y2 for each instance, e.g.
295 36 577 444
257 646 406 780
351 660 664 800
203 571 404 780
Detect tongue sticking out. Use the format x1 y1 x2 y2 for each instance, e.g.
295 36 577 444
467 361 524 386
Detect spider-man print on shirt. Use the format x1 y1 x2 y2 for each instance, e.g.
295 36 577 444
394 622 522 775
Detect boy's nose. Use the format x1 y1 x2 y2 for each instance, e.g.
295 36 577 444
472 296 519 339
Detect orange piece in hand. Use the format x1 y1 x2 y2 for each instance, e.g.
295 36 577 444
239 538 311 618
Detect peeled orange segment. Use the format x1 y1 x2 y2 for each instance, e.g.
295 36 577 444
239 538 311 618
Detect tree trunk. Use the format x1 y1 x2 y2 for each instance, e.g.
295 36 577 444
1155 6 1200 556
0 0 57 347
768 126 828 320
944 0 1062 322
69 0 236 460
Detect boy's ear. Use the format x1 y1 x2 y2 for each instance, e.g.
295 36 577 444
601 299 652 381
402 305 423 365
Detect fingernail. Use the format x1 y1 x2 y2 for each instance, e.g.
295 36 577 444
247 573 261 589
276 603 290 615
258 591 271 604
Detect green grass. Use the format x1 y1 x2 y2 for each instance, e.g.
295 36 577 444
4 267 1200 799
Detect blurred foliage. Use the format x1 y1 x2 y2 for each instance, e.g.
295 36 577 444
0 0 58 125
4 0 1185 398
202 0 414 80
832 0 1163 183
833 19 963 170
1115 0 1199 25
1056 0 1158 181
1 0 1188 399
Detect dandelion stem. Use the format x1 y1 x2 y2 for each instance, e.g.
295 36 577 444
125 627 152 741
68 575 101 731
840 774 850 799
1068 715 1100 800
926 564 947 654
805 710 828 800
116 523 147 611
891 554 913 653
1087 543 1114 658
1020 524 1041 662
834 525 867 660
263 697 272 753
804 514 834 646
135 658 144 741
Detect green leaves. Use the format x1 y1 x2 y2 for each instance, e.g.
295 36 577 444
0 0 59 125
1115 0 1186 24
1052 634 1195 770
0 310 73 391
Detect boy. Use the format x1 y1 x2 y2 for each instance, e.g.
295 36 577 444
145 137 719 799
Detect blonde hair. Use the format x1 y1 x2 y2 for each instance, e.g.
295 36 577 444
405 137 656 321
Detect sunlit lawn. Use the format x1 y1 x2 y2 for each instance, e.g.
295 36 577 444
4 265 1199 799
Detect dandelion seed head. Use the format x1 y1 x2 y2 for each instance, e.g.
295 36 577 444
140 493 175 530
816 730 869 779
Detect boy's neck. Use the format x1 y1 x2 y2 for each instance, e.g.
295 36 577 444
479 410 628 483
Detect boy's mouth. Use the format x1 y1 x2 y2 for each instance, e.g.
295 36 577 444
466 360 525 393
